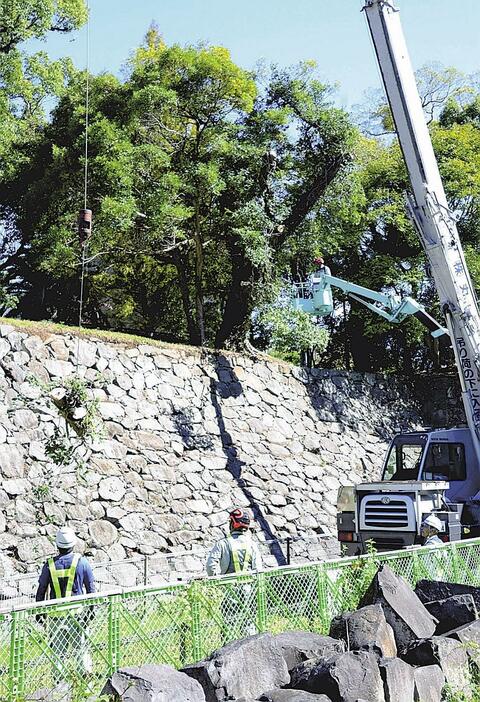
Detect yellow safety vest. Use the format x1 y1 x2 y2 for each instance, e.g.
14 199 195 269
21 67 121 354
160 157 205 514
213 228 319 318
47 554 81 616
228 537 252 573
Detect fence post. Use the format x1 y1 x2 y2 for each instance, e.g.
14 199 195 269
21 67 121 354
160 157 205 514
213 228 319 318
143 555 149 586
256 572 267 633
188 581 202 663
108 595 121 675
9 610 26 702
315 564 329 634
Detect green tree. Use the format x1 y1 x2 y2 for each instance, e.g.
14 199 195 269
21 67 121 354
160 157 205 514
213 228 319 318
2 36 357 352
0 0 87 54
355 63 475 137
319 89 480 374
0 0 87 169
214 62 356 349
254 300 329 366
0 0 87 310
128 33 258 344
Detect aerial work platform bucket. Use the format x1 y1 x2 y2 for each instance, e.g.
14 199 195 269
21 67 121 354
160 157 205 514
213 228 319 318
291 278 334 316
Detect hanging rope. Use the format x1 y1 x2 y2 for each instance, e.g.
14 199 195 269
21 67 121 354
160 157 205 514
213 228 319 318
76 2 91 367
83 3 90 214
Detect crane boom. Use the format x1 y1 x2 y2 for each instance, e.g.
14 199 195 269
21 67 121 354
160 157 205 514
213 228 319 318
292 273 447 337
363 0 480 458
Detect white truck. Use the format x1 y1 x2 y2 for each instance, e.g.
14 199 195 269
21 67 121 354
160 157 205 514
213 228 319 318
337 0 480 554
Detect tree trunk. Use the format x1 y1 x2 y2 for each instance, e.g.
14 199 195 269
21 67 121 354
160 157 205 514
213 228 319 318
343 300 351 370
215 242 256 351
172 250 201 345
349 320 374 372
193 228 205 345
192 143 205 345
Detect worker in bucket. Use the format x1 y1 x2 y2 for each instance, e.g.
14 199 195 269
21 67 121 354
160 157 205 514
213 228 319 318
309 256 331 298
36 526 95 681
311 256 331 278
420 514 444 547
206 508 262 643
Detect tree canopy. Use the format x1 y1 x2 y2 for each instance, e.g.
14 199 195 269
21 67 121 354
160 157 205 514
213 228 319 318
0 0 87 313
1 32 356 351
2 16 480 372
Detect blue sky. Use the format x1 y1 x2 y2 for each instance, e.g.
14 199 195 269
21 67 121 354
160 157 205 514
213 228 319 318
30 0 480 109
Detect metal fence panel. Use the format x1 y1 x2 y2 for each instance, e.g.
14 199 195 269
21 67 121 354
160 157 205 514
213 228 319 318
19 596 112 701
118 586 192 670
193 575 260 658
264 566 322 634
0 615 12 702
0 538 480 701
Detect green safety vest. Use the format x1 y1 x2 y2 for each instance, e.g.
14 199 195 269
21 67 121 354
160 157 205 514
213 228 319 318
48 553 80 601
228 537 252 573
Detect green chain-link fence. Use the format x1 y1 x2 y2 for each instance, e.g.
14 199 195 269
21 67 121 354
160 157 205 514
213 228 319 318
3 538 480 701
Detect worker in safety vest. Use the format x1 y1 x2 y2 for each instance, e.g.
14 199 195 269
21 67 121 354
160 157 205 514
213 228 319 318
420 514 444 547
36 526 95 602
35 527 95 682
206 508 262 576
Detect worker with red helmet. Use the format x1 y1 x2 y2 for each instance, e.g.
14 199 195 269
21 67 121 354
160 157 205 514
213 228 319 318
308 256 331 298
312 256 331 278
206 507 262 576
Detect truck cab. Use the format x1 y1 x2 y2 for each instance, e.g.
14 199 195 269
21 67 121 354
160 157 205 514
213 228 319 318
336 428 475 555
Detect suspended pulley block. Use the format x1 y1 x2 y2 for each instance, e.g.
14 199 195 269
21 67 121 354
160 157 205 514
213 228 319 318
78 208 92 246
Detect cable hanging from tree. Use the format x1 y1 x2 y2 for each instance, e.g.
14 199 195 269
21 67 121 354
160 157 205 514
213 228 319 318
76 1 92 365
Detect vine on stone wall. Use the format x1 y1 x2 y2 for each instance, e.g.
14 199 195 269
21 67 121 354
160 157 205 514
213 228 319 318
31 375 103 468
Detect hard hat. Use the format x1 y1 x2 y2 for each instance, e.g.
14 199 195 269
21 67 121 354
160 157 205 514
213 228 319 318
422 514 443 532
229 508 251 531
55 526 76 549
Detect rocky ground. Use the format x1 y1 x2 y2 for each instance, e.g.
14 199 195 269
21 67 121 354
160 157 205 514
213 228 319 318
103 565 480 702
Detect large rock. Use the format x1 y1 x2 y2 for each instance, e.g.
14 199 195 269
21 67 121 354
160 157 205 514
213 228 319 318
259 692 332 701
102 663 205 701
359 565 436 652
403 636 470 697
445 619 480 666
0 445 26 478
378 658 414 702
182 634 290 702
289 650 385 702
329 605 396 658
413 665 445 702
88 519 118 546
424 594 478 635
98 476 126 502
415 579 480 612
272 631 344 672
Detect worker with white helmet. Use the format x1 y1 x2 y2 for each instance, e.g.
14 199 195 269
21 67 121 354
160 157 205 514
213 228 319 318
36 526 95 602
420 514 444 547
35 526 95 681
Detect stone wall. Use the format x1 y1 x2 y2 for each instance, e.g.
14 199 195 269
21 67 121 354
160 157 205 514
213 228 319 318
0 322 449 579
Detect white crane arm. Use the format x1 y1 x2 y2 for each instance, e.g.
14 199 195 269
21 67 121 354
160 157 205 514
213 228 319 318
363 0 480 450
